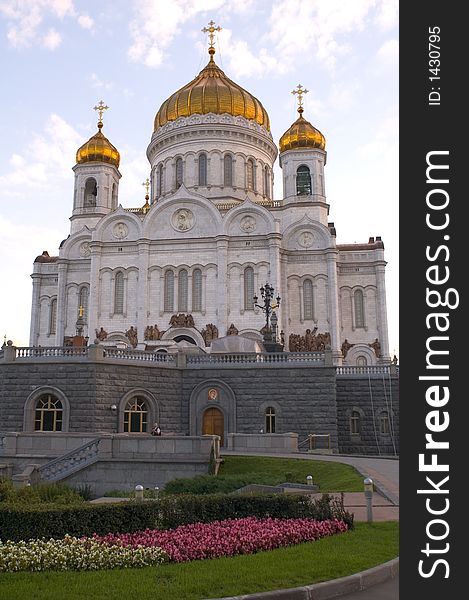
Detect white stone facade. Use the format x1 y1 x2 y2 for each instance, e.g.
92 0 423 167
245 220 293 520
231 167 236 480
29 111 390 365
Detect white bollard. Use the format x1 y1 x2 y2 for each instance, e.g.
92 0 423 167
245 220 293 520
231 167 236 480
364 478 373 523
306 475 313 485
135 484 144 502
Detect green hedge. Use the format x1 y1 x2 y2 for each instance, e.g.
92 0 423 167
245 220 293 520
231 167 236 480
0 493 353 542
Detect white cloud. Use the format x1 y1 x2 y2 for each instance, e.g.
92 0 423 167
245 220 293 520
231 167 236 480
90 73 113 91
0 0 92 48
42 27 62 50
217 28 283 77
78 14 94 29
377 38 399 65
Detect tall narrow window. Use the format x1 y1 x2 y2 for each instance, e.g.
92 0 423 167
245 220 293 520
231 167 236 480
164 270 174 312
303 279 314 320
354 289 365 328
296 165 311 195
157 164 163 197
79 287 89 320
247 159 255 190
224 155 233 186
35 394 63 432
175 158 183 189
244 267 254 310
114 272 124 314
112 182 117 206
178 269 188 312
264 166 269 197
379 411 390 435
265 407 276 433
198 153 207 186
192 269 202 312
350 411 361 435
124 397 148 433
84 177 97 206
49 298 57 335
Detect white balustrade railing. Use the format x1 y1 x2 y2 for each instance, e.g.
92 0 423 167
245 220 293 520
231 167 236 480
187 352 324 366
16 346 88 358
103 348 175 363
336 365 397 375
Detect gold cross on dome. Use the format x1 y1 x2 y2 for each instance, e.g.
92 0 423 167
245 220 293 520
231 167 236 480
142 178 150 197
93 100 109 124
291 84 309 111
202 20 222 47
78 305 84 318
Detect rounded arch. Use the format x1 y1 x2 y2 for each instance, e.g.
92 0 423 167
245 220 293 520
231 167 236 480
117 388 160 433
282 217 332 250
23 386 71 433
223 199 276 235
161 327 205 348
93 207 143 242
345 344 377 366
59 227 92 259
189 379 237 442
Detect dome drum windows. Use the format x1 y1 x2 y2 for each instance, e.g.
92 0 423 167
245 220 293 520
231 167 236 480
198 153 207 186
175 158 183 189
224 155 233 187
157 164 164 198
246 159 256 191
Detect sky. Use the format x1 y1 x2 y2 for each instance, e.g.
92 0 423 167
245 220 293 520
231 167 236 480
0 0 398 355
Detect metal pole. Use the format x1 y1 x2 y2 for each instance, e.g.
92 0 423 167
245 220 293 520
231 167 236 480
364 478 373 523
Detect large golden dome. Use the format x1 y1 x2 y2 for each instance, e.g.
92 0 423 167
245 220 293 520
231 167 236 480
279 107 326 153
76 122 120 168
154 48 270 131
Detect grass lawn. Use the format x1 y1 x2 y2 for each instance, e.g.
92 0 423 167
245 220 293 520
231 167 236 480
219 455 364 491
0 522 398 600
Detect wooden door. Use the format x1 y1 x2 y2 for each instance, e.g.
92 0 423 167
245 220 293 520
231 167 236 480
202 407 224 445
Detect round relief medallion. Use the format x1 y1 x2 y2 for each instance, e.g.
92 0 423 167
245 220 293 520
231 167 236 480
113 222 129 239
240 215 256 232
79 242 91 257
298 231 314 248
172 208 194 232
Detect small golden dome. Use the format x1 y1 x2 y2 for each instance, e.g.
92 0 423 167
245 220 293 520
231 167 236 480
76 122 120 168
154 48 270 131
279 108 326 153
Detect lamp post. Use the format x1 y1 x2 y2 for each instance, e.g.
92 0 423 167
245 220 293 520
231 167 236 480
254 283 283 352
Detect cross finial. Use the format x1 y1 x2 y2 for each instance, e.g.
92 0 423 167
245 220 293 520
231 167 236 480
93 100 109 129
202 20 221 59
78 305 84 318
291 84 309 114
142 178 150 199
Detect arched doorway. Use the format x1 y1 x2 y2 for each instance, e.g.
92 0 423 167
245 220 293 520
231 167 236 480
202 407 224 445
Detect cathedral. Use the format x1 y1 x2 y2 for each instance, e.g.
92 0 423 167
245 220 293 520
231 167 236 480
28 29 390 367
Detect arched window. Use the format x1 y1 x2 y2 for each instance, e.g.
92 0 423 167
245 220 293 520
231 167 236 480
164 270 174 312
354 289 365 328
84 177 97 206
175 158 183 189
49 298 57 335
247 159 255 191
178 269 188 312
157 164 164 198
379 411 390 435
192 269 202 312
350 410 361 435
114 272 124 314
357 355 368 366
224 155 233 186
123 397 148 433
112 182 117 206
198 153 207 186
296 165 312 195
35 394 63 432
265 407 276 433
264 166 270 198
244 267 254 310
303 280 314 320
79 287 89 320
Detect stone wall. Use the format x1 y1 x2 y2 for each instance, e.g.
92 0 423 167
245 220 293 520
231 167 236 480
336 375 399 455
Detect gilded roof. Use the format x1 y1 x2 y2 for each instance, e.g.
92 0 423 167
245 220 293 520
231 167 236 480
279 109 326 153
76 125 120 168
154 49 270 131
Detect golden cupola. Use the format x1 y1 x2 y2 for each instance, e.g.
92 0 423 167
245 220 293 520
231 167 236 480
279 85 325 153
154 45 270 131
76 101 120 168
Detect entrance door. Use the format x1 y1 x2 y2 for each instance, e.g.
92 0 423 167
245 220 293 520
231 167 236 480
202 407 224 445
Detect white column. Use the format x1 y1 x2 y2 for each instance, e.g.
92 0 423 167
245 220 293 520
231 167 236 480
137 241 150 348
216 238 228 334
88 245 101 343
55 262 68 346
268 237 282 332
325 251 342 363
29 272 42 346
376 263 390 360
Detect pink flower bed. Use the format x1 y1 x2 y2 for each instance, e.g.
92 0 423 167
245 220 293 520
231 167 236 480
93 517 349 563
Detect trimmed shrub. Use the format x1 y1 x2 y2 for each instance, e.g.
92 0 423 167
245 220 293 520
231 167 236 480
0 493 353 542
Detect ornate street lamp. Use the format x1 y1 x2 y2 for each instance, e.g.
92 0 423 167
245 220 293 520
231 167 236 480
254 283 283 352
